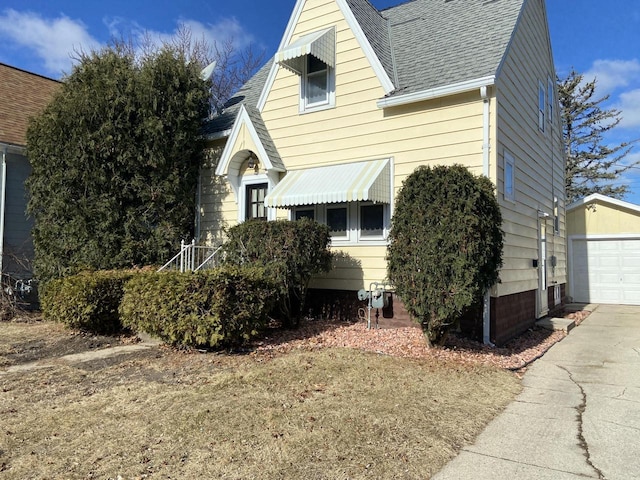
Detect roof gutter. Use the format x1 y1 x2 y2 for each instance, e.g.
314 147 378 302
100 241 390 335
377 75 496 109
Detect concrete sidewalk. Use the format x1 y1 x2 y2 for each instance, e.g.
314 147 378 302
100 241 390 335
433 304 640 480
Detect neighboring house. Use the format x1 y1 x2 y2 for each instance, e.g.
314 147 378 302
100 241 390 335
566 193 640 305
199 0 566 344
0 63 60 284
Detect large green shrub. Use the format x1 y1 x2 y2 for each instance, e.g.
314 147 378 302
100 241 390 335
222 218 333 327
387 165 503 346
119 266 276 348
41 270 138 334
26 45 209 284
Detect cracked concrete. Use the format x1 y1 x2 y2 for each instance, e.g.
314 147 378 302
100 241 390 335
434 304 640 480
560 365 606 480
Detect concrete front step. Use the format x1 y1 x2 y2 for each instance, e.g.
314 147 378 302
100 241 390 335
535 316 576 333
564 303 598 312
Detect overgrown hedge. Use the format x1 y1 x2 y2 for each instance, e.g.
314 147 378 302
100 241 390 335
119 266 276 348
222 218 332 327
41 270 138 334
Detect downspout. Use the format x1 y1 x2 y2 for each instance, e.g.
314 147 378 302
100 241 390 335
0 146 7 276
480 85 493 346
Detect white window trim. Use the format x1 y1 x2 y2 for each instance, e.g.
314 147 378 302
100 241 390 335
357 202 388 242
504 151 516 203
299 57 335 114
538 80 546 132
239 174 276 223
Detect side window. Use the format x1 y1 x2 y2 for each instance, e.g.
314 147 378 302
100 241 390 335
554 196 560 234
245 183 268 221
504 152 515 202
538 81 545 132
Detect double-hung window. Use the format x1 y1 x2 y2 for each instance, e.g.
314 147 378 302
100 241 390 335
304 55 330 108
275 26 336 114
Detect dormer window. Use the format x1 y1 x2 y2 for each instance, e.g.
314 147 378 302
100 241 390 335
275 27 336 113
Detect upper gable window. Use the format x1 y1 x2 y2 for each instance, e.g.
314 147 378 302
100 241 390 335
275 27 336 114
304 55 331 108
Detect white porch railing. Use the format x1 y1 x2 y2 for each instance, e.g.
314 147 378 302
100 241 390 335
158 239 223 272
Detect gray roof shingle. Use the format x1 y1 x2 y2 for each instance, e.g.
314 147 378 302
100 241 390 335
384 0 523 96
202 59 273 137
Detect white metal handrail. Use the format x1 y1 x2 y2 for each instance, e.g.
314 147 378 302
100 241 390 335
158 240 222 272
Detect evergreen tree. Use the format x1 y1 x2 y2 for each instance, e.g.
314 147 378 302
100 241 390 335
26 44 210 283
558 69 637 203
387 165 503 346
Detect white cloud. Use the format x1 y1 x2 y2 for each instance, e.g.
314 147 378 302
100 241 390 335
0 9 102 76
615 89 640 129
584 59 640 94
104 16 255 54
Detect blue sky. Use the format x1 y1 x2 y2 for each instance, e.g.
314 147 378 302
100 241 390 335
2 0 640 204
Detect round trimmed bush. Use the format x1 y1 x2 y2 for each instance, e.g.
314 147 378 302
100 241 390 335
387 165 503 345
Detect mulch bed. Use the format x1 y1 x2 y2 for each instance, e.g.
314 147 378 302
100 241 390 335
251 309 591 372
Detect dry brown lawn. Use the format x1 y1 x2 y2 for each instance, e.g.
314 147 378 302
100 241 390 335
0 320 521 479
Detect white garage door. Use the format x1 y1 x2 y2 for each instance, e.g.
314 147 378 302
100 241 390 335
571 238 640 305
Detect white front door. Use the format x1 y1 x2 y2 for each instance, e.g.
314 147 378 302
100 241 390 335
538 221 548 317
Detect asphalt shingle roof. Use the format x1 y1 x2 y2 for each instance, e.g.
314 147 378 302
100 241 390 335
202 59 273 137
204 0 524 135
383 0 523 96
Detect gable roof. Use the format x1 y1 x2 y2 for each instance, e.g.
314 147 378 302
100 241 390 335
567 193 640 215
0 63 60 147
204 0 526 135
383 0 523 98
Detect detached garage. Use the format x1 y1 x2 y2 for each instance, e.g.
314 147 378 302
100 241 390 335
567 194 640 305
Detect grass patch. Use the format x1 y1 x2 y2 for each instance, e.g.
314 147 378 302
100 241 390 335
0 319 123 368
0 322 521 478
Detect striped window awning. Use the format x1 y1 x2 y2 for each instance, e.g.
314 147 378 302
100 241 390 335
276 27 335 75
265 159 391 208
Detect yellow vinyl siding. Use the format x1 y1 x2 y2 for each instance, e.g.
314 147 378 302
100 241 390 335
312 245 387 290
494 0 565 296
567 202 640 236
199 141 237 244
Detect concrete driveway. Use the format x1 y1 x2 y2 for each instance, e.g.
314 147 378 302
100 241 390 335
433 304 640 480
